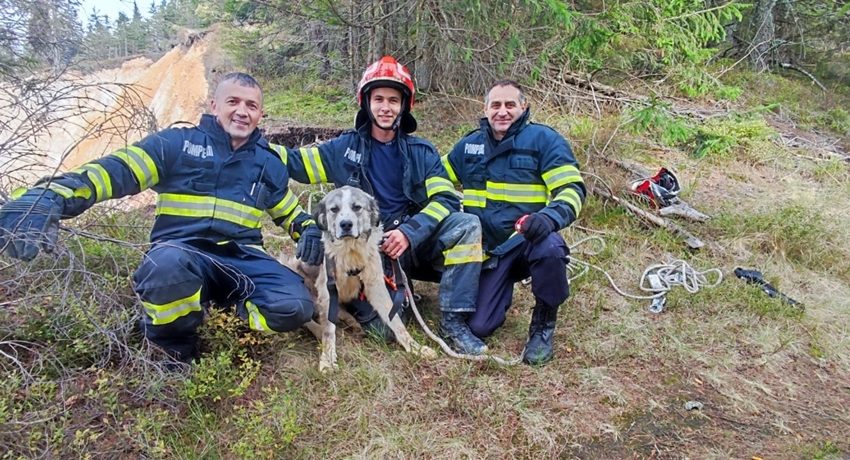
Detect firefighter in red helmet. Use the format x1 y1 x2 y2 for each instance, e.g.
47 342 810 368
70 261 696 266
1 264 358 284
283 56 487 355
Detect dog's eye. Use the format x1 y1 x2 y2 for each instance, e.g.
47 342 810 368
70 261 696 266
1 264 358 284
329 206 340 213
352 204 362 212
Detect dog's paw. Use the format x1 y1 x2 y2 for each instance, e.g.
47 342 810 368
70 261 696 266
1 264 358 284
319 351 338 373
319 358 338 373
417 345 438 359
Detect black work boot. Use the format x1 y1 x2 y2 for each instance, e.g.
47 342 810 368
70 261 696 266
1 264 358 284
345 299 395 343
440 312 488 355
522 301 559 365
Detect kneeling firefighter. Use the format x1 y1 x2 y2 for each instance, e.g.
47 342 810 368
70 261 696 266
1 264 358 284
281 56 487 355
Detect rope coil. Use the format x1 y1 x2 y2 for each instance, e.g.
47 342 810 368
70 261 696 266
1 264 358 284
408 235 723 365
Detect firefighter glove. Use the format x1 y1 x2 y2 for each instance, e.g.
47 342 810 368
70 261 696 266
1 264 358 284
519 213 556 243
0 189 63 261
296 223 324 266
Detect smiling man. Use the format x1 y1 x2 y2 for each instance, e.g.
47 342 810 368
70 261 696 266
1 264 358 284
282 56 487 355
443 80 586 365
0 72 321 365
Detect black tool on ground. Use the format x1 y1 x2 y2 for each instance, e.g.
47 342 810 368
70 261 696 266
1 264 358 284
733 267 803 309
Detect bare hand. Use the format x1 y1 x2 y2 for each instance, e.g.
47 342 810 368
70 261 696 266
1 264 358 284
381 229 410 259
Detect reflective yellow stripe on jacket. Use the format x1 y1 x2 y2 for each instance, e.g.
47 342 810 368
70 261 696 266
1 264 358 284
156 193 264 228
420 201 450 223
553 188 583 216
111 145 160 191
463 189 486 208
485 181 548 203
271 143 288 166
425 176 454 197
267 189 299 220
543 164 583 217
541 164 582 191
17 183 92 200
143 287 202 325
441 156 459 184
73 163 113 202
298 147 327 184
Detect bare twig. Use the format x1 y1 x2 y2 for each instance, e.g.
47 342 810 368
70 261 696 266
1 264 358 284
778 62 827 92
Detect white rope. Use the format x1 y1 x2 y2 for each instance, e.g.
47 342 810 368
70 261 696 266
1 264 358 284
393 234 722 365
567 235 723 300
399 268 522 366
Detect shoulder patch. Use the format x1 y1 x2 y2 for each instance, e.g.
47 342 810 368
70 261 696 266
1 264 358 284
463 143 485 155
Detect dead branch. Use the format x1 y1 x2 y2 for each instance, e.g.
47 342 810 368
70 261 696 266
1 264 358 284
659 203 711 222
778 62 826 92
597 157 712 222
591 185 706 250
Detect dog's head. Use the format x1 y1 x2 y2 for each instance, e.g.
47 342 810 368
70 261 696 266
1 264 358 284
315 186 380 240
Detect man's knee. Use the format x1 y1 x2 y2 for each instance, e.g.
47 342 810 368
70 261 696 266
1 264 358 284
249 295 314 332
443 212 481 240
133 244 199 292
526 232 570 265
467 313 502 338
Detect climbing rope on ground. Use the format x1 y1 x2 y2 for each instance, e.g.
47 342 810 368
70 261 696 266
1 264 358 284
565 235 723 301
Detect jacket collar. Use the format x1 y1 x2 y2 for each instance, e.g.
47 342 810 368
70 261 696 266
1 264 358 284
199 113 262 152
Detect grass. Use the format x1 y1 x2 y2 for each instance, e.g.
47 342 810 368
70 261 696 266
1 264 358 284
4 70 850 458
724 68 850 137
263 76 354 127
709 202 850 278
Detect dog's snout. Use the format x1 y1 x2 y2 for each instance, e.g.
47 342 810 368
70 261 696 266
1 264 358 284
339 219 353 233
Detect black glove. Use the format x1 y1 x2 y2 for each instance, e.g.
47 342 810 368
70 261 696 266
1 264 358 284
519 213 556 243
0 189 63 261
296 223 324 266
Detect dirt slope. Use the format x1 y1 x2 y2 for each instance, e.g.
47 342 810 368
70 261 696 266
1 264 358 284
61 35 211 169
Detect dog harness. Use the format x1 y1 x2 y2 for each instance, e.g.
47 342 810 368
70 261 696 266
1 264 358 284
324 254 408 325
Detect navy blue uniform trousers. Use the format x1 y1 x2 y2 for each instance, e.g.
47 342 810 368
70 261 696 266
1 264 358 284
468 232 570 338
133 239 313 360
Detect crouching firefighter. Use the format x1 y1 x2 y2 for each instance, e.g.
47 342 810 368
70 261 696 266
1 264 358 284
0 73 321 364
279 56 487 355
443 80 587 365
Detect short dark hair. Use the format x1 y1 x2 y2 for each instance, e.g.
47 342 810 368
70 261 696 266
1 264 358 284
485 79 526 105
216 72 262 94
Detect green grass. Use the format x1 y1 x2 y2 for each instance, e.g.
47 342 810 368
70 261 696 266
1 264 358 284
709 203 850 276
263 77 353 127
723 69 850 138
802 440 845 460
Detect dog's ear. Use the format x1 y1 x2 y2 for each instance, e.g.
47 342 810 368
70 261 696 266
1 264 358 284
369 196 381 228
314 200 328 231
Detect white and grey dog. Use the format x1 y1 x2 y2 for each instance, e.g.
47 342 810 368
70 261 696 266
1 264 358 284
286 186 436 372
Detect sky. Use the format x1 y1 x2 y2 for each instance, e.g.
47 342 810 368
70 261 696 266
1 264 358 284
78 0 148 25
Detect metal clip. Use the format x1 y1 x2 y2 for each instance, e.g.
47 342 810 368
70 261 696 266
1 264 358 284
648 295 666 314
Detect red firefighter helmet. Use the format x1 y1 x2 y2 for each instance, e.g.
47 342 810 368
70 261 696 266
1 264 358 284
356 56 416 111
630 167 681 208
